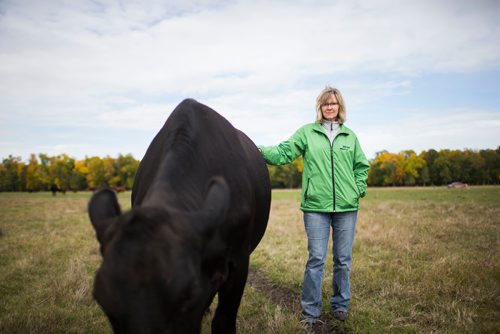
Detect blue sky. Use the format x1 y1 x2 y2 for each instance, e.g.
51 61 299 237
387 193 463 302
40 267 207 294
1 0 499 161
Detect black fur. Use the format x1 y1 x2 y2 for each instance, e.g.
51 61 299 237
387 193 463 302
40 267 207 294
88 99 271 333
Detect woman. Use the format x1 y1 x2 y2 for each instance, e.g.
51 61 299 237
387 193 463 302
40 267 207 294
258 86 370 326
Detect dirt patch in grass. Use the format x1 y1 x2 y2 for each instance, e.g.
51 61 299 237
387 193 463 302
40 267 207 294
247 267 350 334
247 267 301 313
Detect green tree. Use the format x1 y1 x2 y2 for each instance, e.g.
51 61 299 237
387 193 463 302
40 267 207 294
115 154 140 189
402 150 425 186
480 147 500 184
367 151 387 186
37 154 53 190
421 149 440 185
266 157 302 189
25 154 43 191
103 156 118 187
84 156 107 189
378 152 405 186
461 150 485 184
0 156 23 191
49 154 76 191
433 150 453 184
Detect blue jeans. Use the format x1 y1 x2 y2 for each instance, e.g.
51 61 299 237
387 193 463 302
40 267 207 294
301 211 358 319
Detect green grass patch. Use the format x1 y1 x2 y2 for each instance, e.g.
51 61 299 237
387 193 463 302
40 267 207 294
364 185 500 204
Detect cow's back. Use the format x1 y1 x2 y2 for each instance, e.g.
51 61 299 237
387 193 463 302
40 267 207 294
132 99 270 252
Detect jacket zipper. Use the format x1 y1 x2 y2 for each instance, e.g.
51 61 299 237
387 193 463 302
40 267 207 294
317 122 341 212
330 131 336 212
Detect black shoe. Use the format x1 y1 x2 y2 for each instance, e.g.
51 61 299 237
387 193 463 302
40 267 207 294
332 311 347 322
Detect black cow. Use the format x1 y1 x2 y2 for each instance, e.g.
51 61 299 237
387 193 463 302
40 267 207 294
88 99 271 333
50 183 59 196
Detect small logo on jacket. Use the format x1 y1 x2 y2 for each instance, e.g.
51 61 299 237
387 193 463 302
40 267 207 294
340 145 351 150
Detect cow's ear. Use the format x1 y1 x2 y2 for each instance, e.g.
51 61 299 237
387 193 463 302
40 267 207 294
88 188 121 248
198 176 230 236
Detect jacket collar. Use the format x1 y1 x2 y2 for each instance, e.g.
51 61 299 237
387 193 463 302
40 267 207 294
313 122 349 136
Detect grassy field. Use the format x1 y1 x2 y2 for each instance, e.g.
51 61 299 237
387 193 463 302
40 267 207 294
0 187 499 333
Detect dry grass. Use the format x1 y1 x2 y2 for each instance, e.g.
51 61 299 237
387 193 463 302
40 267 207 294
355 197 499 333
0 192 112 333
252 187 500 333
0 187 499 333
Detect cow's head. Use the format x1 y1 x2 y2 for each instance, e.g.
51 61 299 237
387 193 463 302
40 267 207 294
88 177 230 333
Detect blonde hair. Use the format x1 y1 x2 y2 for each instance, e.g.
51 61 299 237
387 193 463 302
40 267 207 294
315 86 346 124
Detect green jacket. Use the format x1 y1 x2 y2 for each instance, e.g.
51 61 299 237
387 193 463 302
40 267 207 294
259 123 370 212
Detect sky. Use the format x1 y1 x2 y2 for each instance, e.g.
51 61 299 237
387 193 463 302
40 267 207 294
1 0 499 162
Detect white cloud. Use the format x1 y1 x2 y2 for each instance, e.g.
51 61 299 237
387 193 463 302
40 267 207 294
0 0 499 160
96 103 177 130
359 109 500 159
2 0 499 96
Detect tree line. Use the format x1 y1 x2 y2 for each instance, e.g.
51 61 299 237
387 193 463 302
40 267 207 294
266 147 500 188
0 147 499 192
0 153 139 192
369 148 500 186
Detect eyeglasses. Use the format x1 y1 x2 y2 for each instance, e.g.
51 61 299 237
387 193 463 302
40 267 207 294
321 102 339 107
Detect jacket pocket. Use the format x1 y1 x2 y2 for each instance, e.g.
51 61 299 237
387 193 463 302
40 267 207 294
354 180 361 198
351 177 360 200
304 177 311 201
